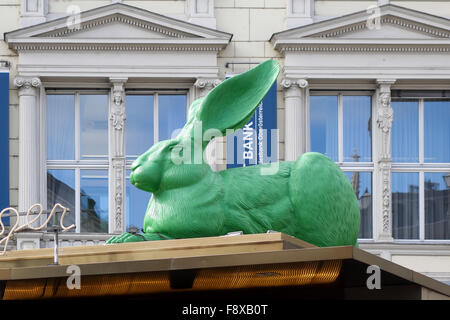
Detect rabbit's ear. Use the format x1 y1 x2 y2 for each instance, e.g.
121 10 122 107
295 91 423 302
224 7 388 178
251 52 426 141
197 60 280 135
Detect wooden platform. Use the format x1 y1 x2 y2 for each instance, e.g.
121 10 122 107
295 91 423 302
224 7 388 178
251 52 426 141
0 232 314 269
0 233 449 300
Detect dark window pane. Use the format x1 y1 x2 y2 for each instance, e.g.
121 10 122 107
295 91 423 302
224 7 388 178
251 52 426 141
425 172 450 240
345 171 373 239
126 170 151 231
126 95 154 159
343 96 372 162
392 173 419 239
424 100 450 163
46 95 75 160
391 100 419 163
310 95 338 161
158 95 187 141
47 170 75 231
80 170 108 233
80 95 108 159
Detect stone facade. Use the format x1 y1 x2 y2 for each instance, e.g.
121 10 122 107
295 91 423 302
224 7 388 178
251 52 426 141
0 0 449 284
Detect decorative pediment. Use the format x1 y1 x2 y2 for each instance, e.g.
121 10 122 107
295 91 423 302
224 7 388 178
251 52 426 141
5 3 232 52
271 4 450 52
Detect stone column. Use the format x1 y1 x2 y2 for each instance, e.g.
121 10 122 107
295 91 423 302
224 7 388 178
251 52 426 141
15 77 41 217
194 78 222 171
109 78 127 234
14 76 42 249
281 78 309 161
374 79 396 242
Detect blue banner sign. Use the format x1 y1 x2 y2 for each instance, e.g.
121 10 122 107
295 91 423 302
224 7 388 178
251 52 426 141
227 80 278 168
0 71 9 225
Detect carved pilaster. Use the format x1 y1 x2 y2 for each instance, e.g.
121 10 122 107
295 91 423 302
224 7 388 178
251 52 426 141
109 78 127 234
110 78 127 157
377 83 394 160
15 77 41 228
375 79 396 242
281 78 309 161
111 157 125 234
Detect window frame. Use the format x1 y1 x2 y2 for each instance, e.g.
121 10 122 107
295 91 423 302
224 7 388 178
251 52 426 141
391 96 450 242
44 90 110 233
309 90 376 240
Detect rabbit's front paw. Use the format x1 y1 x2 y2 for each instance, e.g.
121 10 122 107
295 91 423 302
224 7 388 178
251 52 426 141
105 232 145 244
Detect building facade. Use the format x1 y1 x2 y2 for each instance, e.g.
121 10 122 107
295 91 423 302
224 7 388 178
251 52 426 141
0 0 449 284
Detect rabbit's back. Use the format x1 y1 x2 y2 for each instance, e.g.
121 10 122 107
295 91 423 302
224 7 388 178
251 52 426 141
288 152 360 247
219 162 300 235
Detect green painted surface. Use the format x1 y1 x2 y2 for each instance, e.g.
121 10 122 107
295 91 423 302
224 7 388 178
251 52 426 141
107 60 360 247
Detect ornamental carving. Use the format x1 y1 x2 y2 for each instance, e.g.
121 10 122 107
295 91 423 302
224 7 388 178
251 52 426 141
379 161 392 233
194 78 221 97
112 158 125 232
377 92 393 133
281 78 308 89
14 77 41 89
110 79 127 157
376 81 395 160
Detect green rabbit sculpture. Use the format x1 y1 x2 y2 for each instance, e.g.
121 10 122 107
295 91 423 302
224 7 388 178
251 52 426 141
107 60 361 247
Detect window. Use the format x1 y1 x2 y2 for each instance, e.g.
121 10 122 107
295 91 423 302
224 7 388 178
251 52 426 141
125 93 187 231
46 92 109 233
391 97 450 240
46 90 188 234
310 92 373 239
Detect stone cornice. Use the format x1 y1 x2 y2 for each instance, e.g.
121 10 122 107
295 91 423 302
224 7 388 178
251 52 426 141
312 16 450 39
40 14 193 39
277 43 450 53
8 39 229 52
5 3 232 40
271 4 450 41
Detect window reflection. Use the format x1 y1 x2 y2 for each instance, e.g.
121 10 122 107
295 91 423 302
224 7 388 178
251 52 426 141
80 95 108 159
158 95 187 141
391 100 419 163
80 170 108 233
310 95 338 161
343 96 371 162
424 172 450 239
125 95 154 158
424 100 450 163
47 169 76 232
345 171 373 239
392 172 419 239
46 95 75 160
126 170 151 231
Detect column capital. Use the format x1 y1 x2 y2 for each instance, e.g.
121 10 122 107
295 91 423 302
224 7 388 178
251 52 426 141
281 78 309 89
194 78 222 98
14 77 41 94
194 78 221 90
376 79 396 90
